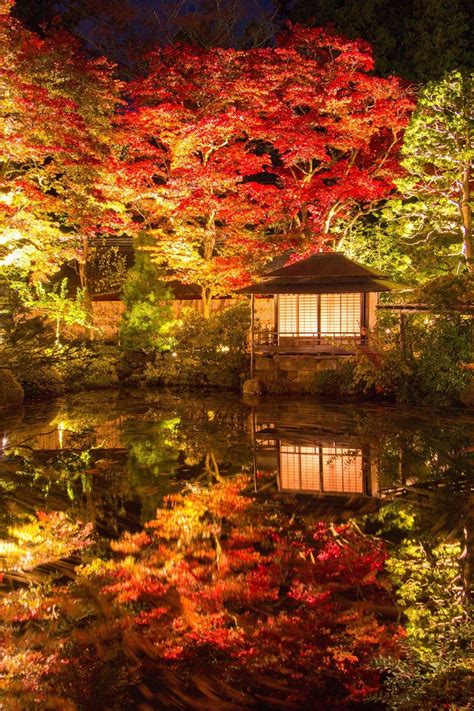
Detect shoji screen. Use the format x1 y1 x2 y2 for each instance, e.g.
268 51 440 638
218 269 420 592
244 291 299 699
340 294 362 334
278 295 297 336
279 443 365 494
279 293 362 337
279 444 321 492
320 294 361 335
319 294 339 335
279 444 301 490
298 295 318 335
321 446 364 493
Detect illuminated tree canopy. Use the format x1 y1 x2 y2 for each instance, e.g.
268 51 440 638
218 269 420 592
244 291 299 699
121 25 414 312
0 0 125 328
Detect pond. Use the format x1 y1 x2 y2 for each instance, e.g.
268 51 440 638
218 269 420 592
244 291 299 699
0 389 473 710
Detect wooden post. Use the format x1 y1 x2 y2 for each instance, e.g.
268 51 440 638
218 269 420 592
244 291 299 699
399 312 406 360
250 293 255 378
251 409 258 492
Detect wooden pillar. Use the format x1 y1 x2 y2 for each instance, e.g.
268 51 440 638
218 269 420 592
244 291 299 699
274 294 279 346
251 409 258 492
250 293 255 378
399 312 407 360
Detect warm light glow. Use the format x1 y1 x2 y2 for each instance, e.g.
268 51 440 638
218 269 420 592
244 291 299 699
0 228 23 245
0 192 14 206
279 443 364 494
57 422 65 449
278 294 361 340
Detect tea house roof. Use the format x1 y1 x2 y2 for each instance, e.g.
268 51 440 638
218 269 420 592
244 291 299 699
238 252 407 295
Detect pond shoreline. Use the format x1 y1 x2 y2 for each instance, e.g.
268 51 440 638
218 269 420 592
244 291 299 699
2 374 473 416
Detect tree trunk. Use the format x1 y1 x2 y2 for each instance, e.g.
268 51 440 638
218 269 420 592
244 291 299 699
201 212 216 318
202 286 212 319
78 235 94 339
461 162 473 271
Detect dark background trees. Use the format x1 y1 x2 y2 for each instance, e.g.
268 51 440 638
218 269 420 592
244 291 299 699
287 0 473 82
13 0 473 81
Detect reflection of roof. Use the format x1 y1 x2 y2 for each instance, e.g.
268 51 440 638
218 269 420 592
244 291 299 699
238 252 409 295
255 426 365 448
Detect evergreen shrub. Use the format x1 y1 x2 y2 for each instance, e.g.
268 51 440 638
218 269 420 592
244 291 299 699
144 302 250 389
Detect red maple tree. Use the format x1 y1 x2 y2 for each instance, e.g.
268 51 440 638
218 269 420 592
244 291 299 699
0 0 125 326
120 24 414 313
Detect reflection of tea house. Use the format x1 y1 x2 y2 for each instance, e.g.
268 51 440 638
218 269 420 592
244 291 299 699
254 426 378 499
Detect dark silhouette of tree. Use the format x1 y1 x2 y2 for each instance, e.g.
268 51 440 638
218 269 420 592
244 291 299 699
286 0 473 82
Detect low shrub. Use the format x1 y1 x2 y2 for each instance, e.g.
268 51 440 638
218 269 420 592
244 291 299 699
350 307 471 405
144 303 250 389
312 359 362 399
0 369 24 408
61 348 119 390
81 355 119 389
352 345 411 401
409 315 471 405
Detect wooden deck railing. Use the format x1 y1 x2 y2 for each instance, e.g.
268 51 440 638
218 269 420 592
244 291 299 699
253 330 368 350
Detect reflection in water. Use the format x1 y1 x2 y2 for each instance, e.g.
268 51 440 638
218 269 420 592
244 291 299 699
254 427 374 496
0 390 472 709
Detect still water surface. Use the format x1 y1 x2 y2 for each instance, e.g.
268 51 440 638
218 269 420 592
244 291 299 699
0 390 472 709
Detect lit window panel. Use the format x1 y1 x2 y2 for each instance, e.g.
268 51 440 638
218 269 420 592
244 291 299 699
298 295 318 335
322 446 364 493
300 445 321 491
278 294 297 338
320 294 361 335
279 443 365 495
279 444 301 490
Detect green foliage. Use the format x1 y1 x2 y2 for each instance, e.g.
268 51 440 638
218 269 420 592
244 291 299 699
81 354 119 389
410 273 474 310
0 369 24 408
322 280 472 405
340 215 415 283
0 309 84 390
352 317 471 406
402 276 473 402
373 533 473 708
410 315 472 403
119 236 174 353
364 491 473 710
395 71 473 273
387 540 467 655
312 359 363 399
145 302 250 389
343 72 474 282
20 365 65 400
23 279 89 339
353 339 413 401
60 347 119 390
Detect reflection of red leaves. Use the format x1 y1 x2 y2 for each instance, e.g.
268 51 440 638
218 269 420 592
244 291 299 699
84 477 397 702
110 531 152 554
0 477 400 706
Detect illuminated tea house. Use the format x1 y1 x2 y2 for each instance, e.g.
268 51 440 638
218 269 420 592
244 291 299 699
239 252 404 356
